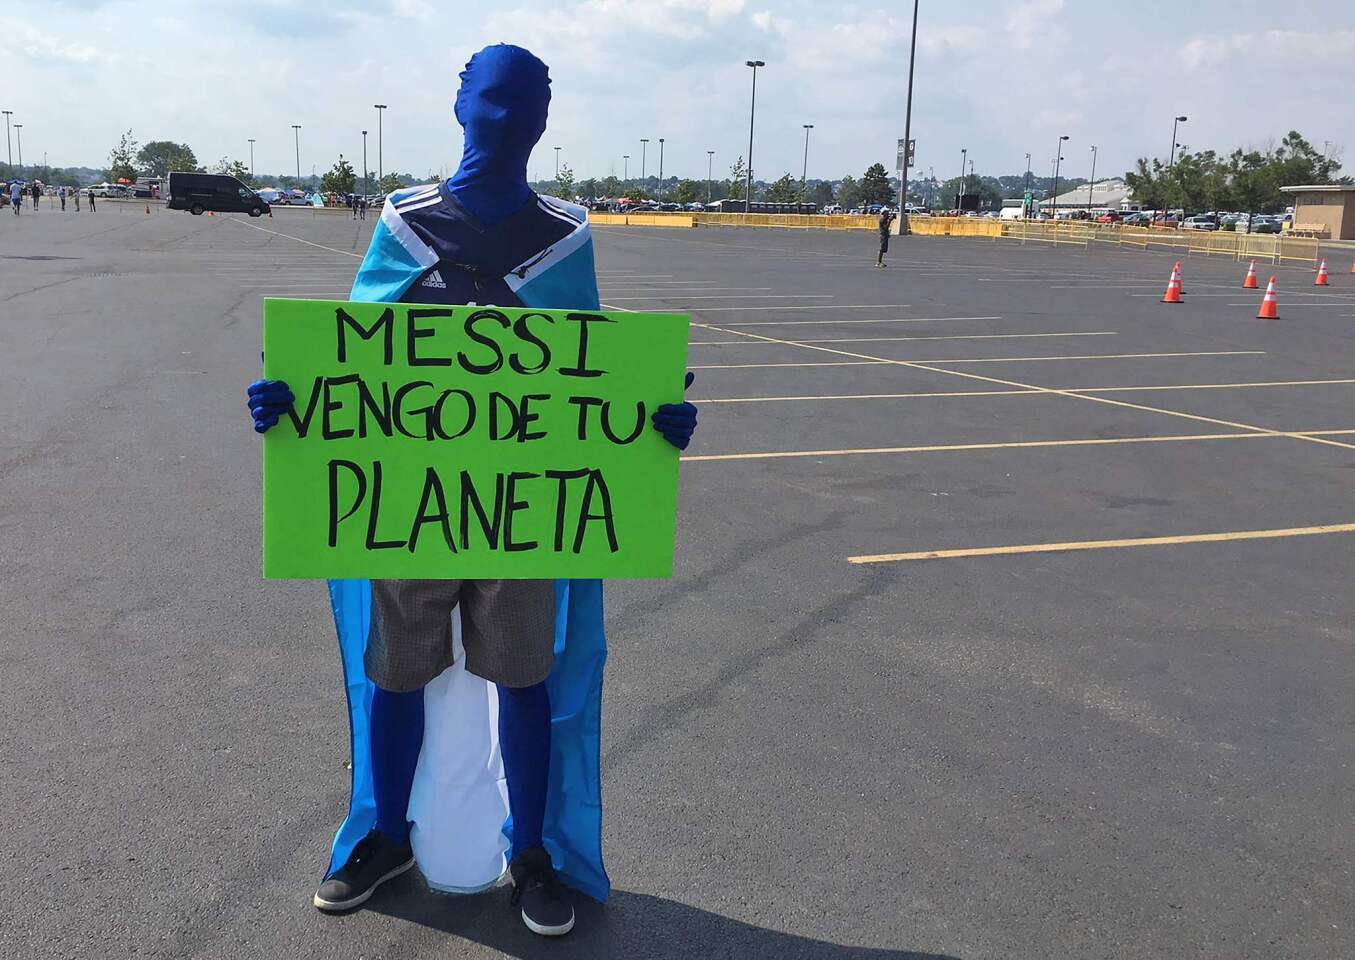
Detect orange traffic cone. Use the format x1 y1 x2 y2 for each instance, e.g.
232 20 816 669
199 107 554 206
1174 259 1187 295
1257 276 1279 319
1315 258 1329 286
1162 264 1183 303
1350 261 1355 274
1243 259 1258 289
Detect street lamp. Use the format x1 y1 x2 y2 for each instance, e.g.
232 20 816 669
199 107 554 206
622 154 629 188
744 59 765 212
14 124 22 171
1052 135 1069 218
291 124 301 182
957 147 966 208
707 149 715 204
895 0 920 227
658 138 665 198
554 145 561 179
1023 152 1032 215
1 110 11 171
362 130 368 198
800 124 814 205
640 138 649 188
374 104 387 189
248 139 256 181
1168 115 1187 168
1087 145 1098 217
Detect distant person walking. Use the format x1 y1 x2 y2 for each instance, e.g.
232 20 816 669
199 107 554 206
358 195 367 221
350 194 357 220
876 207 896 267
87 188 96 212
59 185 67 211
31 181 41 210
10 180 21 215
74 188 80 211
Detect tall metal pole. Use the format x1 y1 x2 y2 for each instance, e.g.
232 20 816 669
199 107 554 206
622 155 629 188
744 60 764 213
1168 115 1186 169
895 0 919 229
554 146 561 178
14 125 22 171
248 139 256 181
374 104 387 189
1 110 11 171
658 138 665 198
957 147 966 208
1024 152 1032 216
362 131 368 198
1086 145 1097 217
640 139 648 188
801 124 813 205
1052 134 1069 219
291 125 301 182
707 150 714 203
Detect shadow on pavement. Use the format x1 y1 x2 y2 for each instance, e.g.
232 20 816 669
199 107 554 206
370 880 962 960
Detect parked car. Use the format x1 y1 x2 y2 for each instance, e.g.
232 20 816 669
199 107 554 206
1251 218 1282 234
1121 212 1151 226
1180 215 1217 231
165 171 270 217
1096 210 1122 223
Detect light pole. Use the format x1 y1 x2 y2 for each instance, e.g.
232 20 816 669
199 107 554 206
554 145 561 179
1024 152 1032 216
744 60 764 213
1086 144 1098 217
640 138 648 189
895 0 919 228
362 130 368 198
1052 134 1069 219
374 104 387 189
248 139 256 181
1168 115 1187 169
657 138 664 198
957 147 966 208
291 125 301 182
707 149 715 204
622 155 629 189
1 110 11 172
14 124 22 171
800 124 814 205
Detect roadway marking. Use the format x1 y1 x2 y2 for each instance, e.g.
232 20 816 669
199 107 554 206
688 331 1116 346
693 320 1355 453
225 217 364 257
696 378 1355 404
680 430 1355 463
847 522 1355 564
681 303 916 312
687 351 1265 370
723 315 1007 327
602 294 837 302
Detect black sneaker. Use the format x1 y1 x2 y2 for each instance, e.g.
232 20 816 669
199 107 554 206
312 830 414 912
509 847 575 936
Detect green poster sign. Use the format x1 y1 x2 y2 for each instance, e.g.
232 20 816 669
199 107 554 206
262 298 690 580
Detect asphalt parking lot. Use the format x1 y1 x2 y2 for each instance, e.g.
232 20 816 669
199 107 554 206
3 204 1355 959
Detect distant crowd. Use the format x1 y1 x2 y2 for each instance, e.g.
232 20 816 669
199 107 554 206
5 180 100 214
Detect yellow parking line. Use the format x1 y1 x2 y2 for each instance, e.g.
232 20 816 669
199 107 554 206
848 522 1355 564
688 331 1117 346
688 351 1264 371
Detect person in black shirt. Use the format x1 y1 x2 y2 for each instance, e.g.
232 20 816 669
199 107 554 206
876 208 896 267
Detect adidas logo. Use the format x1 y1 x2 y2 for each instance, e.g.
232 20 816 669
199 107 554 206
421 269 447 289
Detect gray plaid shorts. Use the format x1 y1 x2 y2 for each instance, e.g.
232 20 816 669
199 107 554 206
365 579 557 691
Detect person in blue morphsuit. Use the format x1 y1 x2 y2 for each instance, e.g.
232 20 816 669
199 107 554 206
247 45 696 938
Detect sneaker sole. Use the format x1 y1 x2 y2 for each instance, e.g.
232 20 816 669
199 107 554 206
521 908 575 937
312 857 415 912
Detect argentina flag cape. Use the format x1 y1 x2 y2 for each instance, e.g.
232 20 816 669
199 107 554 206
326 184 609 902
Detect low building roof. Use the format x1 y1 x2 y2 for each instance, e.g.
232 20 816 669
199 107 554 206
1279 184 1355 194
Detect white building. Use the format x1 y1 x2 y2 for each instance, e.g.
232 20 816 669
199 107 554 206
1041 177 1139 213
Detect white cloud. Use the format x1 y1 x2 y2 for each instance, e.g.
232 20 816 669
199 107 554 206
20 26 113 64
1006 0 1065 50
1183 29 1355 68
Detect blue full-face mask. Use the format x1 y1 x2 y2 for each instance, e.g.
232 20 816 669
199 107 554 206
447 44 551 226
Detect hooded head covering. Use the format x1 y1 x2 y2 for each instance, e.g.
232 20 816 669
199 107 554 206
447 44 551 226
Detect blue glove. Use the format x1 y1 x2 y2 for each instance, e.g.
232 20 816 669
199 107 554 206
652 372 698 451
247 379 294 434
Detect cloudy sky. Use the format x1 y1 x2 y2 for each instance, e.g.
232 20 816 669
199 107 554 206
5 0 1354 184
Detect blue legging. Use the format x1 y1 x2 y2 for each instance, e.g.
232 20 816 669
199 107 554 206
370 681 549 858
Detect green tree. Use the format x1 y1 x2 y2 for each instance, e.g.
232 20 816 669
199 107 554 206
212 158 252 183
727 156 748 200
137 140 198 178
596 175 622 198
810 182 835 208
554 161 575 199
378 173 403 195
320 156 357 195
859 162 894 205
576 177 599 200
836 175 860 209
764 173 799 203
673 179 703 204
108 129 139 183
